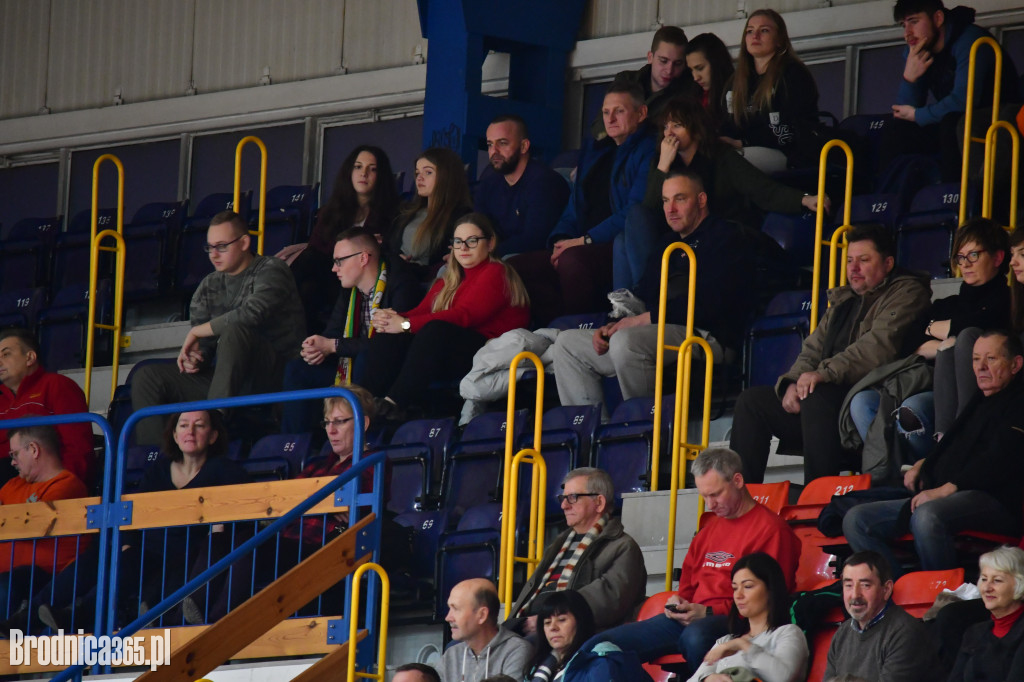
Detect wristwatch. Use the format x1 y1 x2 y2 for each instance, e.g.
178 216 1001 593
583 234 593 245
401 319 411 332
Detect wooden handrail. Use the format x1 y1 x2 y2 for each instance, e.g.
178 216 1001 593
0 478 348 541
134 513 374 681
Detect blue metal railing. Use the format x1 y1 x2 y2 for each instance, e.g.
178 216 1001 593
0 412 115 644
0 387 385 680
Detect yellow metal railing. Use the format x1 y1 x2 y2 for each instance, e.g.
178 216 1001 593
828 225 852 291
980 121 1019 229
651 242 699 490
347 562 390 682
499 351 545 610
502 448 547 613
811 140 854 332
234 135 268 255
84 154 127 404
646 241 716 589
959 36 1007 228
664 334 714 590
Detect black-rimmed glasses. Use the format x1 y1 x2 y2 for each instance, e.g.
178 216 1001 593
556 492 599 505
203 235 245 253
333 252 364 267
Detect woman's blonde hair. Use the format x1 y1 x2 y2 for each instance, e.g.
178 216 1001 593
730 9 802 126
431 213 529 313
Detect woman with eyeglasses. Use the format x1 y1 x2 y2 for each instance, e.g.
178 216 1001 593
388 146 473 281
280 145 400 333
848 217 1009 457
366 213 530 420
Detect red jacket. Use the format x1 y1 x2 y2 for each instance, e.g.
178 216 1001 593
403 260 530 339
0 368 95 486
678 502 801 615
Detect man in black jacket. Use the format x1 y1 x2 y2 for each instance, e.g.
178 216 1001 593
280 227 421 436
551 169 750 419
844 329 1024 575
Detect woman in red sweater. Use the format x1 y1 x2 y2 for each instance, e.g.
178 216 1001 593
365 212 530 418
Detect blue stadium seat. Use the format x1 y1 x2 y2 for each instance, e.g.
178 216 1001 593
252 184 318 254
51 208 116 293
123 200 187 301
516 404 601 519
380 417 456 505
592 398 669 507
37 279 113 371
433 502 502 620
841 193 901 230
762 211 818 268
837 113 893 185
0 287 46 331
124 444 162 493
744 290 820 388
0 216 61 291
245 432 314 481
895 183 964 278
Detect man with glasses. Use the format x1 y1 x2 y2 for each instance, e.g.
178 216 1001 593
132 210 305 444
0 425 88 622
504 467 645 637
280 227 420 438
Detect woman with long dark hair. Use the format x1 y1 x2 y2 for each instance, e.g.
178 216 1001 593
720 9 821 172
388 146 473 279
367 213 529 419
685 552 807 682
283 145 400 331
525 591 597 682
684 33 735 132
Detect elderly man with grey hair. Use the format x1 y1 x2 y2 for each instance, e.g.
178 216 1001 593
504 467 646 636
584 447 800 675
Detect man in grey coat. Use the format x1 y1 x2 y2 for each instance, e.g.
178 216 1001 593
505 467 647 634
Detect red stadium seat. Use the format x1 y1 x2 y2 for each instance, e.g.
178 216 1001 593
892 568 965 618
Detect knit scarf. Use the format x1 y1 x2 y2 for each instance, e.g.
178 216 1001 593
518 514 608 616
335 261 387 386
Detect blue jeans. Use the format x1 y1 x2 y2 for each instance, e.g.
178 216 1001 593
843 490 1019 576
612 205 663 291
585 613 728 674
848 390 936 462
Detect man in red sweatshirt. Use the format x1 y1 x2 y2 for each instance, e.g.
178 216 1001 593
586 447 800 675
0 329 94 487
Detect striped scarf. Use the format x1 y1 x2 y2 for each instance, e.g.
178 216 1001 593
518 514 608 616
335 261 387 385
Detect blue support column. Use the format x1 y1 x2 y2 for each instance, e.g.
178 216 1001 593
417 0 586 174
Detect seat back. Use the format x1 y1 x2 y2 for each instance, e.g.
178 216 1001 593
892 568 965 618
37 279 113 371
388 416 456 487
442 451 504 530
746 481 791 514
0 288 46 331
248 433 313 476
745 312 811 388
843 193 900 230
762 211 818 268
124 444 161 492
798 474 872 505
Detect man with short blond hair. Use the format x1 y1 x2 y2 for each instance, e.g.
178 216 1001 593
132 210 305 443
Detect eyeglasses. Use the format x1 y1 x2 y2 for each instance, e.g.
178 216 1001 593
321 417 355 429
954 250 984 265
203 235 245 253
451 236 485 250
333 252 364 267
556 492 599 505
8 443 31 459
